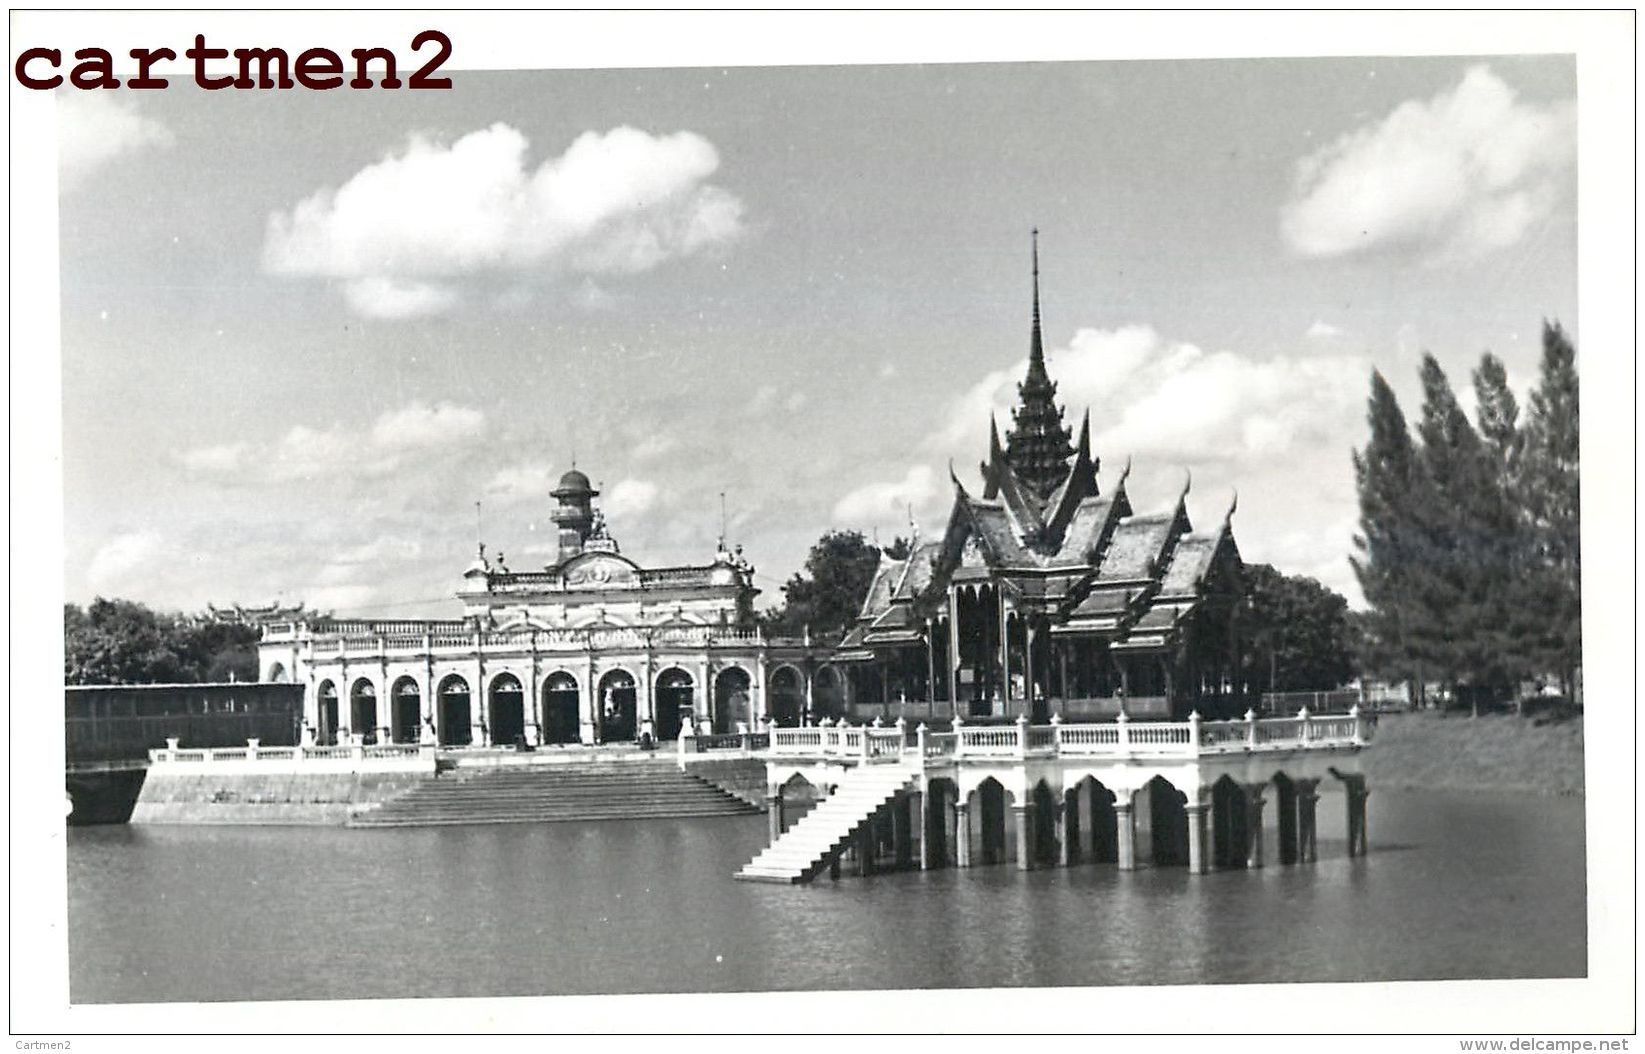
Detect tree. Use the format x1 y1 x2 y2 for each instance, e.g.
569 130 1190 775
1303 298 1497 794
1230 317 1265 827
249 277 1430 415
1522 321 1582 697
1350 370 1426 695
1238 564 1355 693
64 599 262 685
763 530 910 640
65 598 190 685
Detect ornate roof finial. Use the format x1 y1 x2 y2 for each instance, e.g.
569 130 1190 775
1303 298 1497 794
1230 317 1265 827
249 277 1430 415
1179 467 1193 501
1224 488 1239 525
1029 227 1045 374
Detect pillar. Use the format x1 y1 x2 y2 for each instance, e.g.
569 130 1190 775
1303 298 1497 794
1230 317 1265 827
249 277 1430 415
914 790 931 869
1346 779 1370 857
1243 783 1268 868
946 586 961 717
1013 803 1034 870
1064 789 1081 866
1295 779 1320 863
765 789 784 846
1050 798 1066 868
955 800 973 868
1115 795 1137 870
526 652 542 747
855 825 874 876
1057 642 1070 713
1185 801 1210 874
1024 620 1037 719
998 591 1011 716
472 646 487 747
892 793 912 868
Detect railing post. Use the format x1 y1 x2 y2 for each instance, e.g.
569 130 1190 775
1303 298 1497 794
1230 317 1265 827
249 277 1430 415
860 721 872 762
952 711 966 758
895 716 907 757
1187 711 1201 754
165 737 180 763
247 738 260 762
677 724 692 769
1297 706 1311 745
1115 710 1130 753
1049 712 1062 755
1015 713 1029 758
1245 708 1259 750
1349 704 1367 745
916 722 929 760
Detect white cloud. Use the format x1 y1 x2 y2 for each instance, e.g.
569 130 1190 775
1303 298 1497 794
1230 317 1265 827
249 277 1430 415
1281 65 1574 263
87 531 166 594
604 479 659 521
174 442 248 473
263 124 745 318
57 93 172 191
486 464 558 502
631 433 679 461
181 400 486 484
833 464 942 528
371 401 485 449
850 323 1373 600
1306 320 1345 340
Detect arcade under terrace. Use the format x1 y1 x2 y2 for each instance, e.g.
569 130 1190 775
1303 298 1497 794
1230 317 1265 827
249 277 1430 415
736 707 1373 883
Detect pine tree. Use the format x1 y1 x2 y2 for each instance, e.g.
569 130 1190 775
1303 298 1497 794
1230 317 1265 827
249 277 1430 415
1523 321 1582 697
1350 370 1425 695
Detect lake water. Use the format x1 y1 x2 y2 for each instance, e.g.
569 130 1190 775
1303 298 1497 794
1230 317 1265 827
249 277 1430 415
66 789 1586 1003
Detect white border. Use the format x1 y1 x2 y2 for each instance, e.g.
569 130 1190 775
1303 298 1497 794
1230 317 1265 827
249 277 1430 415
9 9 1635 1041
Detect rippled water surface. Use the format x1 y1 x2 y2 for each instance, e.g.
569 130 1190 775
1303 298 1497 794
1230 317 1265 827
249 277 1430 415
67 789 1585 1003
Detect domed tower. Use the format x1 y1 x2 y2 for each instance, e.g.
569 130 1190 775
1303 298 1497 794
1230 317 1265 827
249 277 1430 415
550 468 598 564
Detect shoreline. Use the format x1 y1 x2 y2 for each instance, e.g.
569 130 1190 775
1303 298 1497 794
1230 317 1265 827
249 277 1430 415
1362 709 1585 799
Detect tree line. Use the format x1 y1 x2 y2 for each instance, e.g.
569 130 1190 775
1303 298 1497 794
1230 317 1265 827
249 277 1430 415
64 599 261 685
1352 321 1580 711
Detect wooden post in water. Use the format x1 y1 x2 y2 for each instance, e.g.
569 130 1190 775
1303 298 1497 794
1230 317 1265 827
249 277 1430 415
1115 793 1137 870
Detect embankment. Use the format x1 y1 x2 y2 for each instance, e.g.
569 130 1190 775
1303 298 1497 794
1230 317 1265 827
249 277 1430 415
1363 710 1584 796
131 771 429 824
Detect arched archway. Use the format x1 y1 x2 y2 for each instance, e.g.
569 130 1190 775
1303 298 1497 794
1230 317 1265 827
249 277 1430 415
1068 776 1119 864
1030 780 1061 868
968 777 1015 866
490 673 525 747
316 680 339 745
1147 776 1191 867
542 672 580 745
437 674 472 747
654 667 693 741
712 666 752 734
597 669 638 743
391 677 421 744
349 678 378 745
924 777 960 868
1212 775 1252 869
769 666 804 727
266 662 289 683
813 665 846 722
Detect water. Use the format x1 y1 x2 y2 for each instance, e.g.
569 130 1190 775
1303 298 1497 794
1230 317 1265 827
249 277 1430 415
66 790 1586 1003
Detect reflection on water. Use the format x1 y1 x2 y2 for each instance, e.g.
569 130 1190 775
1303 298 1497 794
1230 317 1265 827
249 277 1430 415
67 790 1585 1003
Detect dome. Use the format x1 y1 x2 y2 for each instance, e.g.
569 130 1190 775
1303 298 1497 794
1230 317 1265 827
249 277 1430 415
558 468 591 490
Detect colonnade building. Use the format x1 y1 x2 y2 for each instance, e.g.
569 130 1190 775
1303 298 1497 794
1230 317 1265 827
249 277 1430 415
258 471 840 748
837 235 1247 722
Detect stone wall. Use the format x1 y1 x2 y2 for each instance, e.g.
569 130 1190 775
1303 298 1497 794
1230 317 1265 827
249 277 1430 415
130 771 428 825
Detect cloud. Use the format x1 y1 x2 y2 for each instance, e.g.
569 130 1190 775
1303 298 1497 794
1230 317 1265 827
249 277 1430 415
1306 320 1345 340
833 465 942 527
847 323 1373 600
631 433 678 461
263 123 745 318
1281 65 1574 263
485 464 558 502
931 325 1366 469
604 479 659 520
87 530 167 594
174 442 248 473
180 400 486 484
371 401 485 449
57 93 172 191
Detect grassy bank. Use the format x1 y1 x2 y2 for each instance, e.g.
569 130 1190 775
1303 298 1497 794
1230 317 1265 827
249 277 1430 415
1363 709 1584 796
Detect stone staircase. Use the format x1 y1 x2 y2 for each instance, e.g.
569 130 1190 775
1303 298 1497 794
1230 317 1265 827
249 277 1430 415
347 761 759 827
735 763 917 884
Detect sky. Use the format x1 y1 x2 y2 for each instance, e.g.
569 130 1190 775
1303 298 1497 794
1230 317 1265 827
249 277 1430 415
57 54 1578 618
